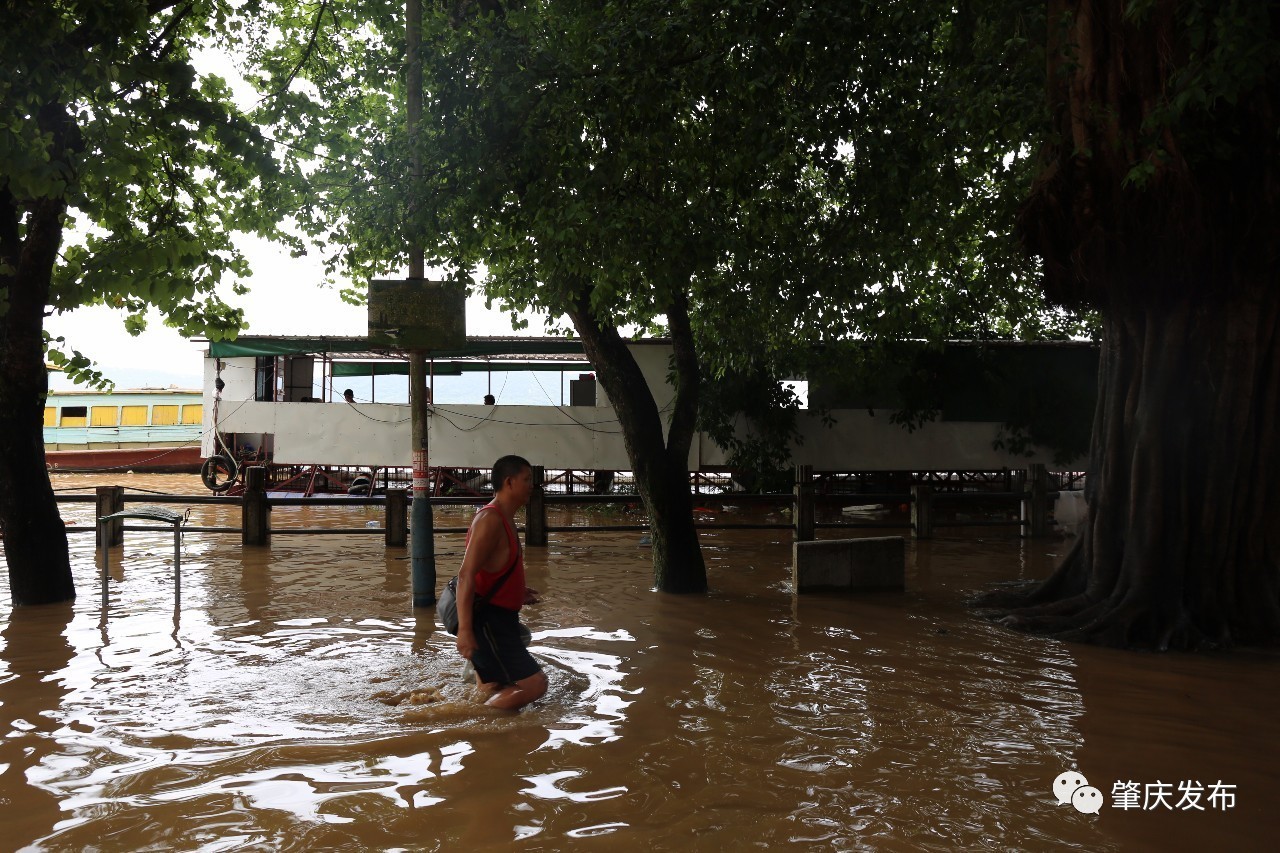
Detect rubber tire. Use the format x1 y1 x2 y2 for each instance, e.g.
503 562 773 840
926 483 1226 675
201 453 238 492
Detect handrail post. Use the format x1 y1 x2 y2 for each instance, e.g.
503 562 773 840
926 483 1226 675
1022 463 1049 538
911 485 933 539
100 526 111 606
794 464 815 542
386 489 408 547
242 465 270 546
173 523 182 605
526 465 548 547
96 485 124 548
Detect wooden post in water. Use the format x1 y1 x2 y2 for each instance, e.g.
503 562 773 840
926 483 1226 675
911 485 933 540
95 485 124 548
1022 463 1049 538
385 489 408 547
793 464 815 542
242 465 270 546
526 465 548 547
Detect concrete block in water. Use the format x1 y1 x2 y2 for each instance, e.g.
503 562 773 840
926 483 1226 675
792 536 906 593
1053 490 1087 536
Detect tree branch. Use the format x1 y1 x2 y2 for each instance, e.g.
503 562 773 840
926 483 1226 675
147 0 197 60
268 1 332 104
103 0 198 103
66 0 186 52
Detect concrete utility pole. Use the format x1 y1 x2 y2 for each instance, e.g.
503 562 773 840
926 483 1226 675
406 0 435 607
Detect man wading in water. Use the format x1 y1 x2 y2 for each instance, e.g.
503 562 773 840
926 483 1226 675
456 455 548 711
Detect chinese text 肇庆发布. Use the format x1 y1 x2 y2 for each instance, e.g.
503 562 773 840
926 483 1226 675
1110 780 1236 811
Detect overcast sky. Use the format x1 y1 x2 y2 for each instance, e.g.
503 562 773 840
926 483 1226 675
44 247 547 392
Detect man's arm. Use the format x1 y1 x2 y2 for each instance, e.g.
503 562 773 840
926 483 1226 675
455 511 502 659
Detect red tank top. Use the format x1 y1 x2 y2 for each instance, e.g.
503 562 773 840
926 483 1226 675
466 503 526 611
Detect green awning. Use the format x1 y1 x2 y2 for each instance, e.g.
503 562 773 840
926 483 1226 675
332 362 456 377
208 337 365 357
332 362 409 377
207 335 588 359
331 360 591 377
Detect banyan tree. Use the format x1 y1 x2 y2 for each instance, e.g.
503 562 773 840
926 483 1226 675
985 0 1280 649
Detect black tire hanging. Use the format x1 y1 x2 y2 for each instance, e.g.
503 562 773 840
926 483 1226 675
201 453 238 492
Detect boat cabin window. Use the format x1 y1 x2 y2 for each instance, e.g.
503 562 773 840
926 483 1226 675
91 406 118 426
121 405 147 425
60 406 87 427
44 407 55 427
182 404 203 424
152 405 179 425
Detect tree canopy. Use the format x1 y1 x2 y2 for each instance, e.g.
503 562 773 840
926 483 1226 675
1 0 301 603
255 0 1086 348
2 0 300 375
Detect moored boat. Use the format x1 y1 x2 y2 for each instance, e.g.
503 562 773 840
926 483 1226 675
44 388 205 473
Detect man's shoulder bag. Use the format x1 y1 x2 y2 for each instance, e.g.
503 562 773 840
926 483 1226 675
437 560 518 635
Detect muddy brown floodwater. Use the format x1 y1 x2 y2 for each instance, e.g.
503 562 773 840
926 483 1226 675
1 474 1277 851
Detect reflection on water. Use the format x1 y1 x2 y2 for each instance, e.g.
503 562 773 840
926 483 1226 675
1 474 1277 849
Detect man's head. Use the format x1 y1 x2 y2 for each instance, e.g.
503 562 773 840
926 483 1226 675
492 454 533 505
343 388 355 402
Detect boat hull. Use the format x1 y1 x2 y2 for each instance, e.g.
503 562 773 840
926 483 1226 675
45 445 203 474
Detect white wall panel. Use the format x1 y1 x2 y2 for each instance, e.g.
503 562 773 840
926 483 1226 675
429 405 630 468
213 401 408 466
698 411 1073 470
628 344 677 418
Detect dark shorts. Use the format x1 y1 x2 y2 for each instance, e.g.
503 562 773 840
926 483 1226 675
471 605 540 686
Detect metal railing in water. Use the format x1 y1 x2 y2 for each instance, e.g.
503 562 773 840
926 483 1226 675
59 463 1064 547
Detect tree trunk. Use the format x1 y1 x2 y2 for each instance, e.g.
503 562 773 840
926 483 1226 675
982 285 1280 649
0 187 75 605
983 1 1280 649
568 287 708 593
